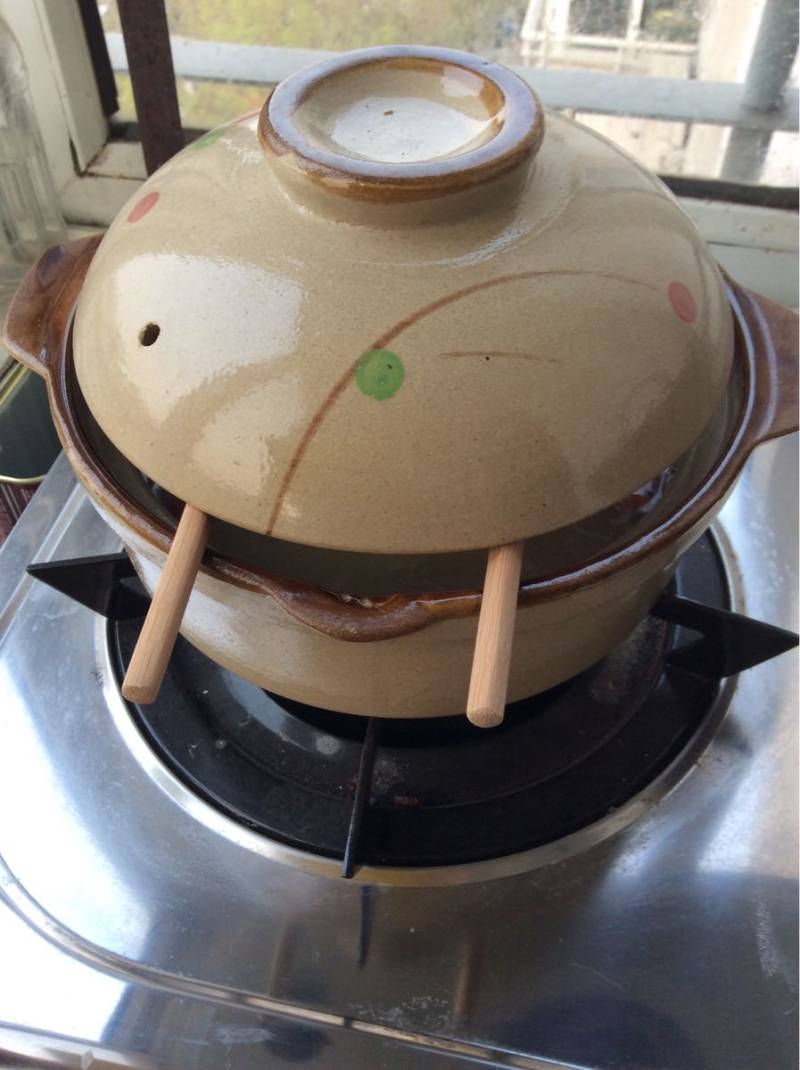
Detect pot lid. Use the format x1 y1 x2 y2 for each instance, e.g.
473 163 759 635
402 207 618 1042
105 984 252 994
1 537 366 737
73 45 734 554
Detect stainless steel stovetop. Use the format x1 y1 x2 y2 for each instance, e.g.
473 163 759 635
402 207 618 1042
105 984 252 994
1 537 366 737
0 441 797 1070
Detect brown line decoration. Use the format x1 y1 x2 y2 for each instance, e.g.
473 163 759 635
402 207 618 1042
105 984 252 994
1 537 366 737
441 350 562 363
265 268 665 533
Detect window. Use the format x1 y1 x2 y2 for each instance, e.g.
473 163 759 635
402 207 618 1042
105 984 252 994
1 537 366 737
98 0 797 192
570 0 630 37
1 0 797 231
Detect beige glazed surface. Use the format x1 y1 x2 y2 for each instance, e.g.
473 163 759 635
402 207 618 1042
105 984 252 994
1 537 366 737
73 45 733 553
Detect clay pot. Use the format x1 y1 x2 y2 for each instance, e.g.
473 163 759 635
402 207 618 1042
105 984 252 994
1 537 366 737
72 46 735 553
3 46 797 716
4 236 796 715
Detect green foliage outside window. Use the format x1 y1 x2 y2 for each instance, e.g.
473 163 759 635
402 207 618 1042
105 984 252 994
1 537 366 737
101 0 528 128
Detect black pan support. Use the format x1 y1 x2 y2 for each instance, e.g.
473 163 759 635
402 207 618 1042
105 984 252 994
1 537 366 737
652 592 798 675
27 543 799 877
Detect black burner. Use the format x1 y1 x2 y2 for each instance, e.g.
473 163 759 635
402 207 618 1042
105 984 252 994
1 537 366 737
103 533 750 871
27 531 797 872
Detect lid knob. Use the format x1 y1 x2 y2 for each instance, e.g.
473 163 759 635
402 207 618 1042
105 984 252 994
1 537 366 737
259 46 544 210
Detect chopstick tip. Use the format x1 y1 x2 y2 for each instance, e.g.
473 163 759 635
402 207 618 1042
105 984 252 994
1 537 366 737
467 706 505 729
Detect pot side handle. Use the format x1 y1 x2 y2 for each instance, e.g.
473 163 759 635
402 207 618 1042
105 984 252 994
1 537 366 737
2 235 103 379
739 284 799 447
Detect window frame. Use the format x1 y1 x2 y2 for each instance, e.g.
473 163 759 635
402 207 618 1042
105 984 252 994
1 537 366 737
0 0 107 191
2 0 798 230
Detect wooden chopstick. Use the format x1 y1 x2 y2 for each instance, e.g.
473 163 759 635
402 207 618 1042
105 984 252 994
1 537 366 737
466 540 525 728
121 503 208 705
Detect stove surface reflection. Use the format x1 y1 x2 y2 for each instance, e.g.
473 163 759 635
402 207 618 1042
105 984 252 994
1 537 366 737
0 444 796 1070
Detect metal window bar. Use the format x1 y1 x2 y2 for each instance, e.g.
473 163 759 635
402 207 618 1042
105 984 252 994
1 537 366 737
105 0 797 190
115 0 184 174
722 0 800 183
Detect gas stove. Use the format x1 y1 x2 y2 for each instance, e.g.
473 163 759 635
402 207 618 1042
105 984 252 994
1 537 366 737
1 440 797 1070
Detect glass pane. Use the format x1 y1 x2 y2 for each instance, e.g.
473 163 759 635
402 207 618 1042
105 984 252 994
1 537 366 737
570 0 630 37
96 0 798 187
641 0 701 42
111 71 264 130
99 0 531 53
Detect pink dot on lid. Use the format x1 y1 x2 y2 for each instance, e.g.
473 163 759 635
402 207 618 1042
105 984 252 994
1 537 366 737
128 191 160 223
668 281 697 324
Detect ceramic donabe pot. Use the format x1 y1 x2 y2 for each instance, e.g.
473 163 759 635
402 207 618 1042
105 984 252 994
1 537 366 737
3 45 798 717
4 237 797 716
69 47 738 552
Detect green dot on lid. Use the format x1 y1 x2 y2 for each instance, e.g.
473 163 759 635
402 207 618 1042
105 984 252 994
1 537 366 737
355 349 405 400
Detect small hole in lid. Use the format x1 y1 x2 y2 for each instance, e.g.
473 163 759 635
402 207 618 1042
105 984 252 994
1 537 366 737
139 323 160 346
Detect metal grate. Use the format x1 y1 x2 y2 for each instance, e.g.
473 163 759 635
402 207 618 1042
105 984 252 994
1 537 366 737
27 537 798 876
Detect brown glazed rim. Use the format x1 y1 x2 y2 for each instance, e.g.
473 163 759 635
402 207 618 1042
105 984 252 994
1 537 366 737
3 235 797 643
258 45 545 202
